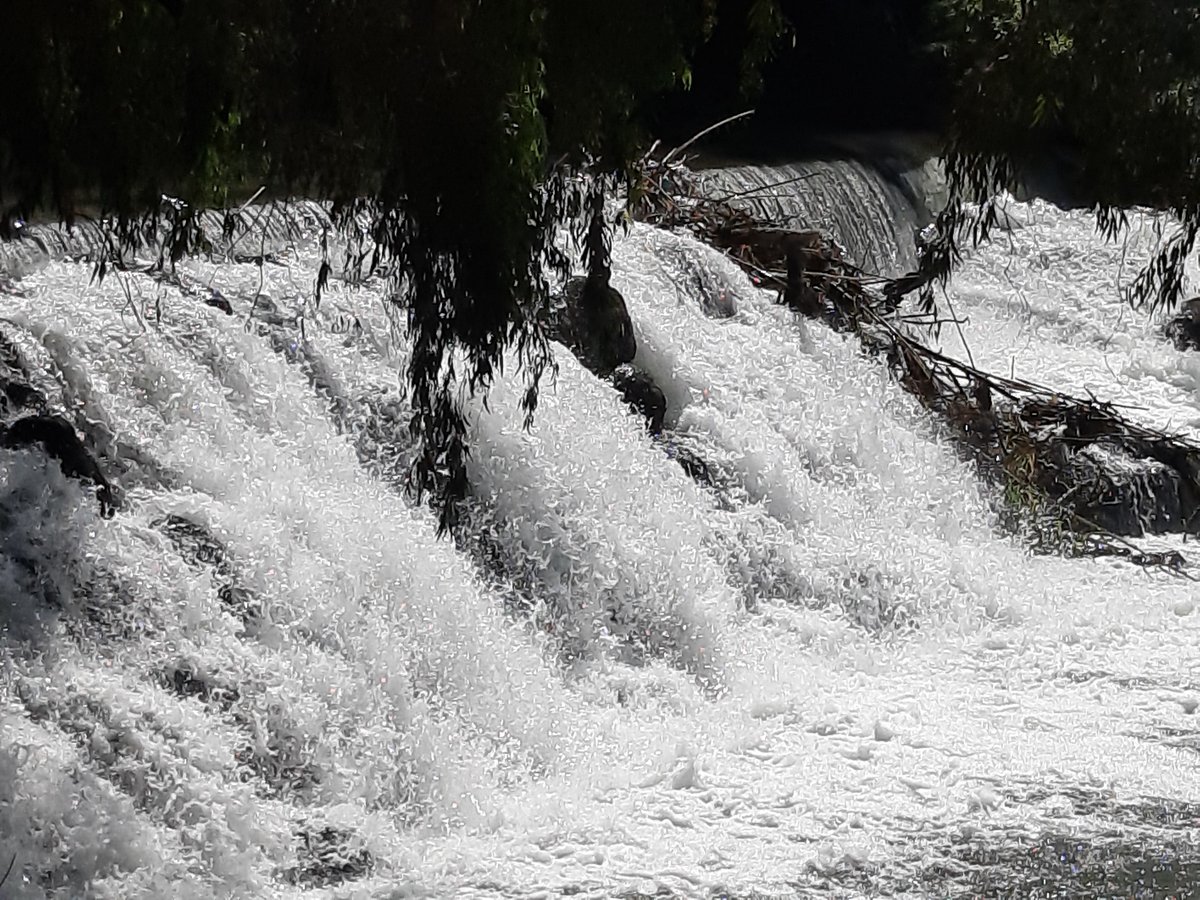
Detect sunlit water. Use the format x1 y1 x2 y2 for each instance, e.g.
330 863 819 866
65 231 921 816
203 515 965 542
694 157 937 276
935 196 1200 440
1 177 1199 899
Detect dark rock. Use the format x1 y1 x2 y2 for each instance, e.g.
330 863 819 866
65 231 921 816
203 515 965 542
1076 540 1187 571
158 514 233 568
160 660 240 710
2 379 43 413
784 231 834 275
783 277 824 317
774 231 871 331
216 580 261 621
0 414 118 516
1166 298 1200 351
662 435 718 489
607 364 730 494
1038 439 1196 537
232 252 284 267
204 290 233 315
550 274 636 376
612 364 666 434
250 293 294 327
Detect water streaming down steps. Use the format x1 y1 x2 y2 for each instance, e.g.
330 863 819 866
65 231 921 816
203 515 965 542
1 163 1199 898
693 155 938 276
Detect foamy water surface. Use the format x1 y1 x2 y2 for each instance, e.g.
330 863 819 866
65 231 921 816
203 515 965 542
0 195 1198 899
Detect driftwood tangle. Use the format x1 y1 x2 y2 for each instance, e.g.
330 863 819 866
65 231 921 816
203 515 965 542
632 152 1199 573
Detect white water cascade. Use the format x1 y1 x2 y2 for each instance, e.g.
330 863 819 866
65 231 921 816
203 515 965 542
1 166 1199 899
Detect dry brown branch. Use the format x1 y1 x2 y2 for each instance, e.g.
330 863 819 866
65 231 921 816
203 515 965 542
632 157 1200 573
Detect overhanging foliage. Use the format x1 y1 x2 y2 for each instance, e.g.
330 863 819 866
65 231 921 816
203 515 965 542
920 0 1200 311
0 1 783 528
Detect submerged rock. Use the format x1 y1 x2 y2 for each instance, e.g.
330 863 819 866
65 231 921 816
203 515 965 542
664 437 719 490
157 514 263 631
1166 298 1200 351
699 285 737 319
250 292 295 327
160 659 241 710
284 825 374 888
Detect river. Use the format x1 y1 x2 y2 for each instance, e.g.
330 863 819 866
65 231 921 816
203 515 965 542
1 163 1198 898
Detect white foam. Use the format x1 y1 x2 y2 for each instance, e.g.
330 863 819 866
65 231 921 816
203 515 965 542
0 206 1198 897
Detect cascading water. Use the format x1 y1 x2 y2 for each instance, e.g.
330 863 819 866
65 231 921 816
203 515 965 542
694 155 939 276
935 196 1200 439
1 162 1199 899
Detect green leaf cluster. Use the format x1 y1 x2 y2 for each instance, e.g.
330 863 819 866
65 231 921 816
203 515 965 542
924 0 1200 310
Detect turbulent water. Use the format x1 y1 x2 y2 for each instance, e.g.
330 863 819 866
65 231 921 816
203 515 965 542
937 197 1200 440
1 164 1199 899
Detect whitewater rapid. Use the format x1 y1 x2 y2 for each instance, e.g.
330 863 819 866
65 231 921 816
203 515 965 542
1 191 1199 898
936 196 1200 441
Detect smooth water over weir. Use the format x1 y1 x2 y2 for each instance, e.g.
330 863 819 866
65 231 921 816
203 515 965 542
1 169 1200 898
694 156 935 276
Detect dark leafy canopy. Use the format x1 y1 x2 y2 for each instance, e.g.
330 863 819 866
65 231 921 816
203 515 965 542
0 1 782 529
923 0 1200 311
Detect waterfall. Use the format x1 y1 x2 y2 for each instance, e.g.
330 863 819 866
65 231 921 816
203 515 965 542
0 202 331 282
694 154 940 276
1 168 1199 898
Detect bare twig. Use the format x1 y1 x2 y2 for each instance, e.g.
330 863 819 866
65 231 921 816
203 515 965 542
662 109 756 164
633 152 1200 574
708 172 821 205
0 853 15 892
237 185 267 215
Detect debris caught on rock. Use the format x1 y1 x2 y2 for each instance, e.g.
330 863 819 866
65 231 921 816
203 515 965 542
632 153 1200 575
